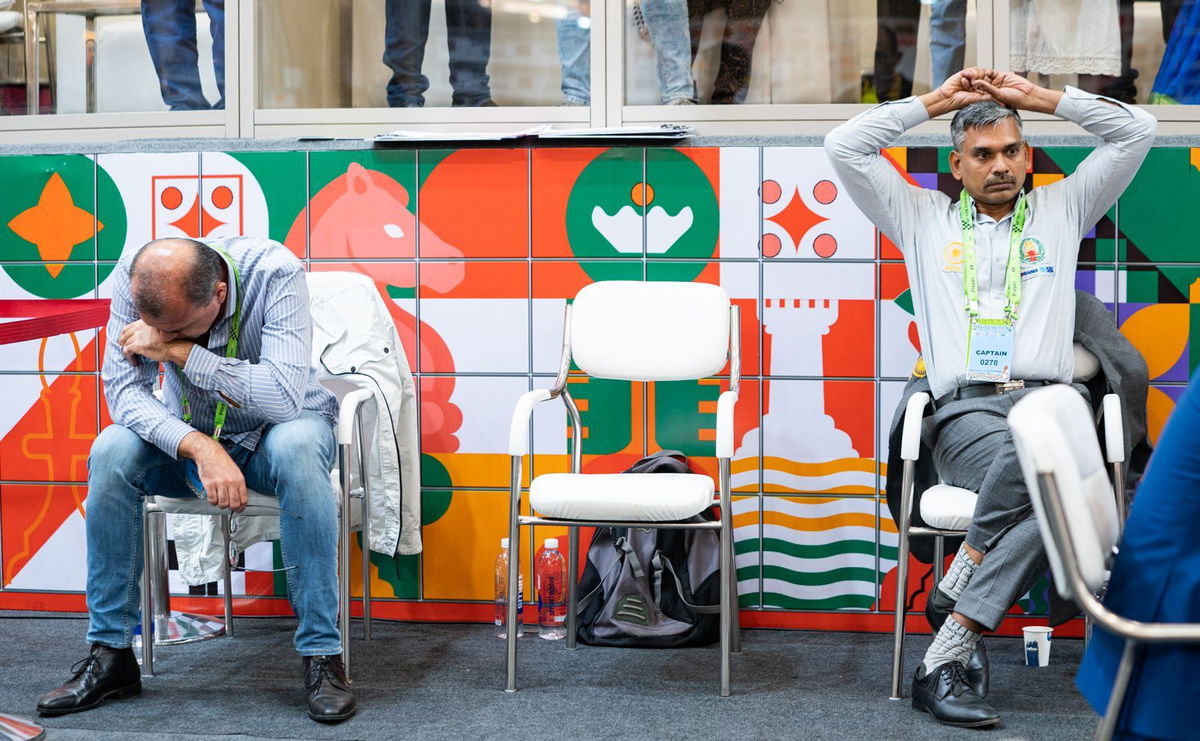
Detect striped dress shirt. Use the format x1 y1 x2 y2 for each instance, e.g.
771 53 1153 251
102 236 338 458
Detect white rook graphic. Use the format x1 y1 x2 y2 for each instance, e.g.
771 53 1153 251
734 291 865 492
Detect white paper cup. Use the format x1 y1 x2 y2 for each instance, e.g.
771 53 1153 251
1023 626 1053 667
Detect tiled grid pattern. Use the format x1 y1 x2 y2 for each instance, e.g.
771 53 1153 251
0 145 1191 629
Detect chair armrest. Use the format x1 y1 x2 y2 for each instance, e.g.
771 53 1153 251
900 392 931 461
716 389 738 459
337 388 375 446
508 388 553 456
1102 393 1124 464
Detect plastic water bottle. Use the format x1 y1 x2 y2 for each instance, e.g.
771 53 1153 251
494 537 523 639
536 538 568 640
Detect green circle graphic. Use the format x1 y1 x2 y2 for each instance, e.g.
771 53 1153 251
565 149 717 282
0 156 126 298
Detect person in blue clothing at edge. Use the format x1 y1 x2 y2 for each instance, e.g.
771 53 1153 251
1077 370 1200 740
825 68 1155 728
34 237 356 723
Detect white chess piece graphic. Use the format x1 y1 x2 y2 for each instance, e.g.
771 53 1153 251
734 297 859 490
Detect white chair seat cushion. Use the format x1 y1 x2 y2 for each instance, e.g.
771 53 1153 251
149 489 281 517
919 484 978 531
530 473 714 521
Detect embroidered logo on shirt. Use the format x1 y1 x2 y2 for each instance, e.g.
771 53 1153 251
1020 237 1046 265
942 242 963 273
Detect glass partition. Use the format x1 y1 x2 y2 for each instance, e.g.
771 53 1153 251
1008 0 1194 106
626 0 979 105
1 0 223 116
256 0 579 108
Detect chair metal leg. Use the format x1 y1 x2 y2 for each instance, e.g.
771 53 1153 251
1096 639 1139 741
357 421 372 642
933 536 945 585
565 525 579 650
505 456 522 692
889 537 911 700
337 442 352 679
140 503 155 676
890 461 916 700
361 496 372 642
146 510 171 642
144 507 226 647
718 458 732 697
221 515 234 637
725 493 742 655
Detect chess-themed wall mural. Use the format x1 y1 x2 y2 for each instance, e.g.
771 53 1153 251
0 143 1194 634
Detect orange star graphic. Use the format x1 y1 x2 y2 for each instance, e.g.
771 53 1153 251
7 172 103 278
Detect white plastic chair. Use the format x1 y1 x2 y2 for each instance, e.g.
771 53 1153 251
888 344 1126 699
1009 385 1200 741
504 280 740 696
139 271 396 679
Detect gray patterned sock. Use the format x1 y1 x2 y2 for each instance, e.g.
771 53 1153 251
922 616 981 676
937 544 978 602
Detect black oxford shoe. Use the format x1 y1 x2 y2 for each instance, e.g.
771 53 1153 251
911 661 1000 728
303 655 356 723
926 590 989 697
37 644 141 716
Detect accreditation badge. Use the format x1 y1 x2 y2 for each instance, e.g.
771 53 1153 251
966 318 1013 382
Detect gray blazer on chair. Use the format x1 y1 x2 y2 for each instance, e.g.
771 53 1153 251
883 291 1150 564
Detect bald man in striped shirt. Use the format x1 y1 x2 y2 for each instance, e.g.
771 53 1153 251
37 237 356 723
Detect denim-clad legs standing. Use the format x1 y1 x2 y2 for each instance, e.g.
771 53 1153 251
558 0 695 104
141 0 225 110
84 412 340 656
383 0 493 106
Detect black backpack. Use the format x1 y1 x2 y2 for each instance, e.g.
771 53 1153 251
575 450 722 648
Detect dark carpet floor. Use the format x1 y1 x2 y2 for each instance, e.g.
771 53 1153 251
0 614 1097 740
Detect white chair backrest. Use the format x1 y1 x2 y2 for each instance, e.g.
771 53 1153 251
1008 385 1121 598
570 281 731 382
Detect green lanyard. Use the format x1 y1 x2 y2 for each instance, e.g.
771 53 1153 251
959 189 1028 321
176 246 241 442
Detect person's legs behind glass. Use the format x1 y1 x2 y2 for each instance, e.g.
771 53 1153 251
556 4 591 105
203 0 225 108
445 0 494 105
929 0 966 88
710 0 769 104
383 0 434 107
641 0 696 103
141 0 209 110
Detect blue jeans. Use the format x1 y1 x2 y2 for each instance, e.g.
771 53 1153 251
383 0 492 107
84 413 340 656
558 0 694 104
929 0 966 88
141 0 225 110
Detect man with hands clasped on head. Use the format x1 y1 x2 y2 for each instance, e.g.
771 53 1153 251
35 237 357 723
825 69 1155 727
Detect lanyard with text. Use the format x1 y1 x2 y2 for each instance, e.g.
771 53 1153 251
176 246 241 441
960 189 1027 382
960 188 1027 321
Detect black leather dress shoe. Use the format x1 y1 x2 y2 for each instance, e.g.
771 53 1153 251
303 655 356 723
911 661 1000 728
37 644 141 716
926 590 989 698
